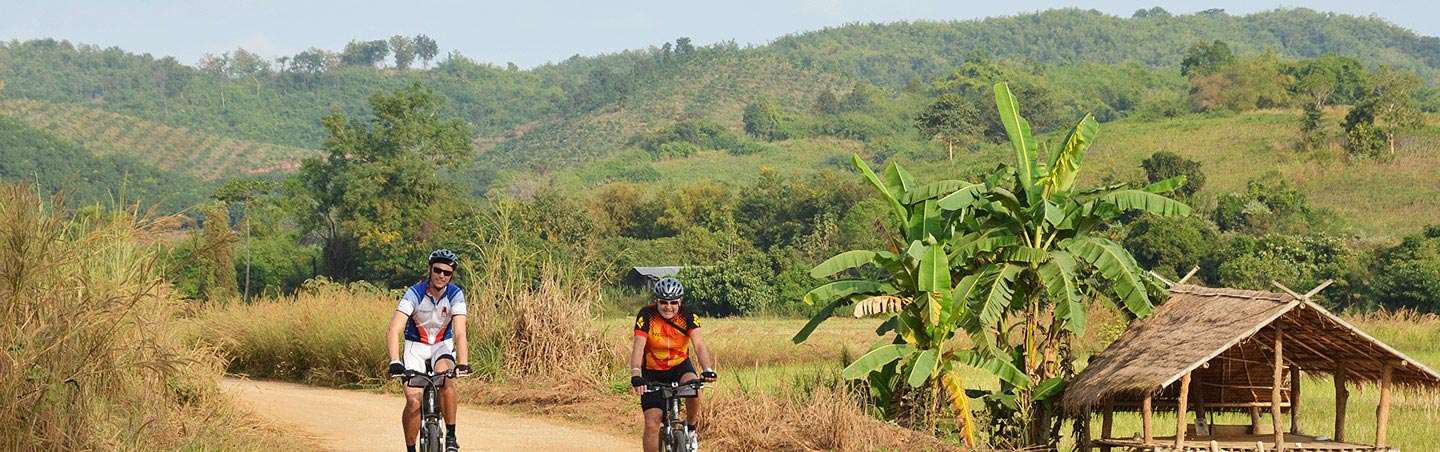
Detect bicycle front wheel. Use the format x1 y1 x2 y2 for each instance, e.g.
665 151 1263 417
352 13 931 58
421 422 444 452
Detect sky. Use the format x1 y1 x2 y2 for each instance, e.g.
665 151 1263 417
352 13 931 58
2 1 1437 69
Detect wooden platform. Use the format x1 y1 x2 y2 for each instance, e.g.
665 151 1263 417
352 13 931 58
1095 433 1397 451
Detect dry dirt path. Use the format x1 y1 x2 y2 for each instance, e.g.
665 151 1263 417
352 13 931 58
222 377 634 452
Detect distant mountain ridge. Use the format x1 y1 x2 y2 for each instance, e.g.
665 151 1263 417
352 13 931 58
762 7 1440 88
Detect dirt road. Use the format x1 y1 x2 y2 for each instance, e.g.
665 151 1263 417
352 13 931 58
222 378 634 452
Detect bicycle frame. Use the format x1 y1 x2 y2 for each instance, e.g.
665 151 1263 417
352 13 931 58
646 380 704 452
400 368 458 452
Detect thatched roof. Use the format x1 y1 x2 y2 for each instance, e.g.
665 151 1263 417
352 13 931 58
1061 284 1440 414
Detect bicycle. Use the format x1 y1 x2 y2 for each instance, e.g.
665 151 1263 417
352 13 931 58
395 367 466 452
646 379 706 452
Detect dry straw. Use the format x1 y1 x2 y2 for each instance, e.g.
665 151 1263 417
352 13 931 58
0 183 286 451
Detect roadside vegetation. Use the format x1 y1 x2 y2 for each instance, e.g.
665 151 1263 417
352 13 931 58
0 184 293 451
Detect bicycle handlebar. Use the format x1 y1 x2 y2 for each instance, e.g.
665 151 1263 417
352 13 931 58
643 379 706 393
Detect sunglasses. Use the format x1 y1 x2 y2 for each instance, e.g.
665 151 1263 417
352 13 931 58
431 266 454 276
656 299 681 306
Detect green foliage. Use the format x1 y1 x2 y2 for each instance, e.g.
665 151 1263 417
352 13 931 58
1140 151 1205 199
677 253 772 316
1370 226 1440 313
0 114 209 213
295 83 475 286
1122 215 1217 281
628 118 769 158
1181 40 1237 76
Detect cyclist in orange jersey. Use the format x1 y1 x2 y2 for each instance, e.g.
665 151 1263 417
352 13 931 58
629 277 716 452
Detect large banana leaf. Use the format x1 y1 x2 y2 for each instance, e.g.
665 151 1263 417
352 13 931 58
941 369 978 447
1064 236 1154 318
995 82 1038 204
794 293 858 343
903 180 973 205
953 349 1032 389
842 343 917 380
917 242 951 327
884 160 916 198
802 279 892 306
1142 175 1188 194
1041 114 1098 198
936 183 988 211
853 155 908 229
905 199 945 244
809 250 891 279
1099 189 1192 216
969 264 1023 332
1038 251 1085 335
907 348 940 387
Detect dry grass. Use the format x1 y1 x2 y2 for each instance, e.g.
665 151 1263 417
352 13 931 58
705 384 962 452
0 183 292 451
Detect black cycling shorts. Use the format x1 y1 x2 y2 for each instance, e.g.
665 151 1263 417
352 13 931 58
640 359 697 411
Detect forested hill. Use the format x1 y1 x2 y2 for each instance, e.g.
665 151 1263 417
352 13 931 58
763 7 1440 88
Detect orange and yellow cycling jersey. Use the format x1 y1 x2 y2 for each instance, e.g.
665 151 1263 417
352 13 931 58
633 304 701 371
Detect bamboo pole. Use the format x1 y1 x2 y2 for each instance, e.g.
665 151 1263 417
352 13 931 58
1142 392 1153 444
1335 362 1348 442
1176 372 1191 448
1250 407 1262 434
1101 398 1114 452
1377 364 1393 447
1290 365 1301 434
1272 327 1284 448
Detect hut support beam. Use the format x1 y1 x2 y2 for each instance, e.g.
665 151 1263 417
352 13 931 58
1101 399 1113 452
1142 393 1153 444
1334 362 1347 442
1175 371 1191 448
1289 365 1301 434
1377 364 1392 447
1272 327 1284 448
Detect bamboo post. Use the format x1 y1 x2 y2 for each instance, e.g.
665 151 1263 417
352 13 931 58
1176 371 1192 448
1290 365 1302 434
1101 398 1114 452
1272 327 1285 449
1250 407 1262 434
1335 362 1348 442
1142 392 1154 444
1376 364 1393 447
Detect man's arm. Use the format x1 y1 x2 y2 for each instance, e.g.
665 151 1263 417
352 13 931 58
452 314 469 374
386 310 409 363
689 328 714 380
630 334 648 395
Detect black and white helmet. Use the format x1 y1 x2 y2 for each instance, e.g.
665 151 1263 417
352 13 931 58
428 249 458 267
653 277 684 301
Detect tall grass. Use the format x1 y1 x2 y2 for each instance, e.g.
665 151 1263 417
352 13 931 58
0 183 290 451
186 201 617 389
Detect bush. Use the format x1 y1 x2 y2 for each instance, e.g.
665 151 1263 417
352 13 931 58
677 255 772 317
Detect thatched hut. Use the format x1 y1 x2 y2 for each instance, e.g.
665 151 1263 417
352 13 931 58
1062 284 1440 451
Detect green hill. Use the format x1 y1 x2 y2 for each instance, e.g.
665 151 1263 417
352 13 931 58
0 99 320 180
764 7 1440 88
0 114 209 212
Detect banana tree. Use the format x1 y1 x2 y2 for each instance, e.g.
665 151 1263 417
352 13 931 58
793 155 1020 446
796 83 1191 448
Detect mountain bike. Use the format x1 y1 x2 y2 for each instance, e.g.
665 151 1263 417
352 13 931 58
646 379 705 452
397 367 464 452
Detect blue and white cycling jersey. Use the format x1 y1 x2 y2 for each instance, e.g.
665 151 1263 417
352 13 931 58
396 282 467 344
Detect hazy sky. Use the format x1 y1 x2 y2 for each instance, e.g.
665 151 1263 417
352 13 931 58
3 1 1437 69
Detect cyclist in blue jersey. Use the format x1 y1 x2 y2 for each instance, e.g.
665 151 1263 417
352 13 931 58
387 249 470 452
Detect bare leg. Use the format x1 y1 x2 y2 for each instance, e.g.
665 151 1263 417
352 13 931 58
435 359 457 429
402 386 423 446
643 408 663 452
681 372 701 427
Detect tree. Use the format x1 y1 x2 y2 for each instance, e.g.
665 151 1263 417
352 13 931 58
1140 151 1205 200
414 34 439 68
796 83 1186 448
742 101 785 141
675 37 695 59
389 35 415 70
340 40 389 67
915 92 981 160
296 83 475 285
1180 40 1236 77
1345 65 1424 159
